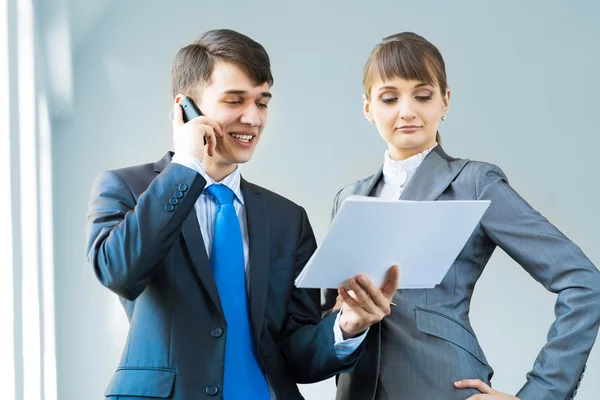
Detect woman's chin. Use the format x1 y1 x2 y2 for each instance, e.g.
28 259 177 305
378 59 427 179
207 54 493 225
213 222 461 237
392 138 431 151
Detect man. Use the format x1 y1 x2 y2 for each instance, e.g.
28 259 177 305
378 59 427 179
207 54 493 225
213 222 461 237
85 29 398 399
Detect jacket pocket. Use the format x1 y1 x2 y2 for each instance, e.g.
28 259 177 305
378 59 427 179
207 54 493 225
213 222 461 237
104 367 176 398
415 307 488 366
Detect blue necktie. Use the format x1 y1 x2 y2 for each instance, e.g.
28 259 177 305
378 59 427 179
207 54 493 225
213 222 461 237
205 184 270 399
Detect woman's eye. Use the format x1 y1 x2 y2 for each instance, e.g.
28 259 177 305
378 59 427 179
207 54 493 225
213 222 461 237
415 96 433 101
381 97 398 104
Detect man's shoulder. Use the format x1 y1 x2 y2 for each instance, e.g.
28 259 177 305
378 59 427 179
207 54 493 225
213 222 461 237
242 180 304 214
110 160 158 181
92 160 160 197
104 152 172 184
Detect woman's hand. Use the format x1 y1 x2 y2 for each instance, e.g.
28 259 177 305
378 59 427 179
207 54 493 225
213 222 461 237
454 379 519 400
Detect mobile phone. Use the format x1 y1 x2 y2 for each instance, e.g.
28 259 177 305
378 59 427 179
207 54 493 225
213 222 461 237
170 96 207 145
169 96 203 122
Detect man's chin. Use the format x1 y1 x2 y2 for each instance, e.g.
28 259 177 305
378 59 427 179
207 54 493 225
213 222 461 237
213 146 256 165
225 154 254 166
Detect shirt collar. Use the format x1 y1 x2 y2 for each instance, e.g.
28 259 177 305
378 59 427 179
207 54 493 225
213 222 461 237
382 143 438 186
200 167 244 206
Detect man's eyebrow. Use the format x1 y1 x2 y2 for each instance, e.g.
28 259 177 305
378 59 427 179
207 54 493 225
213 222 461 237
222 89 272 98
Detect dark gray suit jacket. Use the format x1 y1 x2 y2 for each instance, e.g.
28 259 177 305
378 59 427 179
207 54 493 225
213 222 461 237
86 152 362 400
323 145 600 400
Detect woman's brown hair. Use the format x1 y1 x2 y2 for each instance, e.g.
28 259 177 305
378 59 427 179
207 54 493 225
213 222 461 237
363 32 447 144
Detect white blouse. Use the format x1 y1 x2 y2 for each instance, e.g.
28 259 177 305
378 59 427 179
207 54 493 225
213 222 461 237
372 143 438 200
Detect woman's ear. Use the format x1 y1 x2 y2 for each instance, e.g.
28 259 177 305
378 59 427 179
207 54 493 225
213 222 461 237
442 88 451 113
363 94 374 124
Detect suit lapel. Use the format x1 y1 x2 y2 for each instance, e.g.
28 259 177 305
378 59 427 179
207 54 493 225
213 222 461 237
400 145 469 201
241 178 270 342
154 151 223 313
181 210 223 313
355 168 383 196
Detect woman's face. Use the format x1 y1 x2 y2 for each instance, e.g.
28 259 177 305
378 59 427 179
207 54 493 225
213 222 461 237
365 75 450 160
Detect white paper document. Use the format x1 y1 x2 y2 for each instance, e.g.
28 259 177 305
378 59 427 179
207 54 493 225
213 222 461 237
295 196 491 289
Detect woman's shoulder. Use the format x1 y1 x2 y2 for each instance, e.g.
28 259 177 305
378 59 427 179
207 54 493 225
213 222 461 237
331 170 381 215
460 159 507 180
455 159 511 198
437 146 504 176
335 171 380 198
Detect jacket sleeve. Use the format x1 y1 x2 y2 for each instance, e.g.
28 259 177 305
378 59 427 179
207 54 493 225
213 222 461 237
476 163 600 400
85 163 206 300
277 207 363 383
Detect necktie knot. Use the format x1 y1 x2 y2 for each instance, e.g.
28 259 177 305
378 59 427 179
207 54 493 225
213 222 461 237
205 184 235 206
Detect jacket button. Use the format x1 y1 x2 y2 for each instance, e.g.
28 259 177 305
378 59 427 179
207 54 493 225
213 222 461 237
174 191 184 199
178 183 188 192
210 327 223 338
164 204 174 212
205 385 219 396
169 198 179 205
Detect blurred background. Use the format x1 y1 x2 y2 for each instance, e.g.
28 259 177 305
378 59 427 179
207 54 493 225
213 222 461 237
2 0 599 399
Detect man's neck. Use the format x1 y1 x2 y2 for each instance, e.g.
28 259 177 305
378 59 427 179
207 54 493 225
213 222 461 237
201 159 238 183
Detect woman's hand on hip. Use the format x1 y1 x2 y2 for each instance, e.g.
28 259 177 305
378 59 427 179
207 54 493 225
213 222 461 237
455 379 520 400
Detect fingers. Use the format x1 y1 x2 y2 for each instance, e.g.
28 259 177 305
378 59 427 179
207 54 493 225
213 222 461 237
338 287 364 312
465 395 486 400
332 295 344 312
348 278 382 315
335 266 400 322
380 265 399 299
202 125 217 157
455 379 492 394
173 93 224 155
188 116 224 137
353 276 391 315
345 289 358 301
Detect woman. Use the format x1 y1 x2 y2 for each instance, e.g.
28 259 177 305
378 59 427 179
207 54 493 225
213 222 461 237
323 32 600 400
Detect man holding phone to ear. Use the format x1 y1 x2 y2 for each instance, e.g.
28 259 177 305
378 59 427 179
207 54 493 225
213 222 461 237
85 29 398 400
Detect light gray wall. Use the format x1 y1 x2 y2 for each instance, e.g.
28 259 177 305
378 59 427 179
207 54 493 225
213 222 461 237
52 1 600 399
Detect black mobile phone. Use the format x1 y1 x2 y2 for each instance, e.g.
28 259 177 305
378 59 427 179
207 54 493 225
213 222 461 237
169 95 203 122
170 96 207 145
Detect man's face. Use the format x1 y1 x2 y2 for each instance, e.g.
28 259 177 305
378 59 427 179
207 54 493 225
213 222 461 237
195 61 271 168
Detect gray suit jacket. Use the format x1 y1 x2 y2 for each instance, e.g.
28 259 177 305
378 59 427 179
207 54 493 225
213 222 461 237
323 145 600 400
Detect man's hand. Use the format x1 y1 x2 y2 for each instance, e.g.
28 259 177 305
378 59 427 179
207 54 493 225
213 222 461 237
454 379 520 400
332 294 344 313
337 265 399 339
172 94 223 162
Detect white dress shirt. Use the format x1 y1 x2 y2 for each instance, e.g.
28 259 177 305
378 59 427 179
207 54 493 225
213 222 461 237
172 154 250 269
